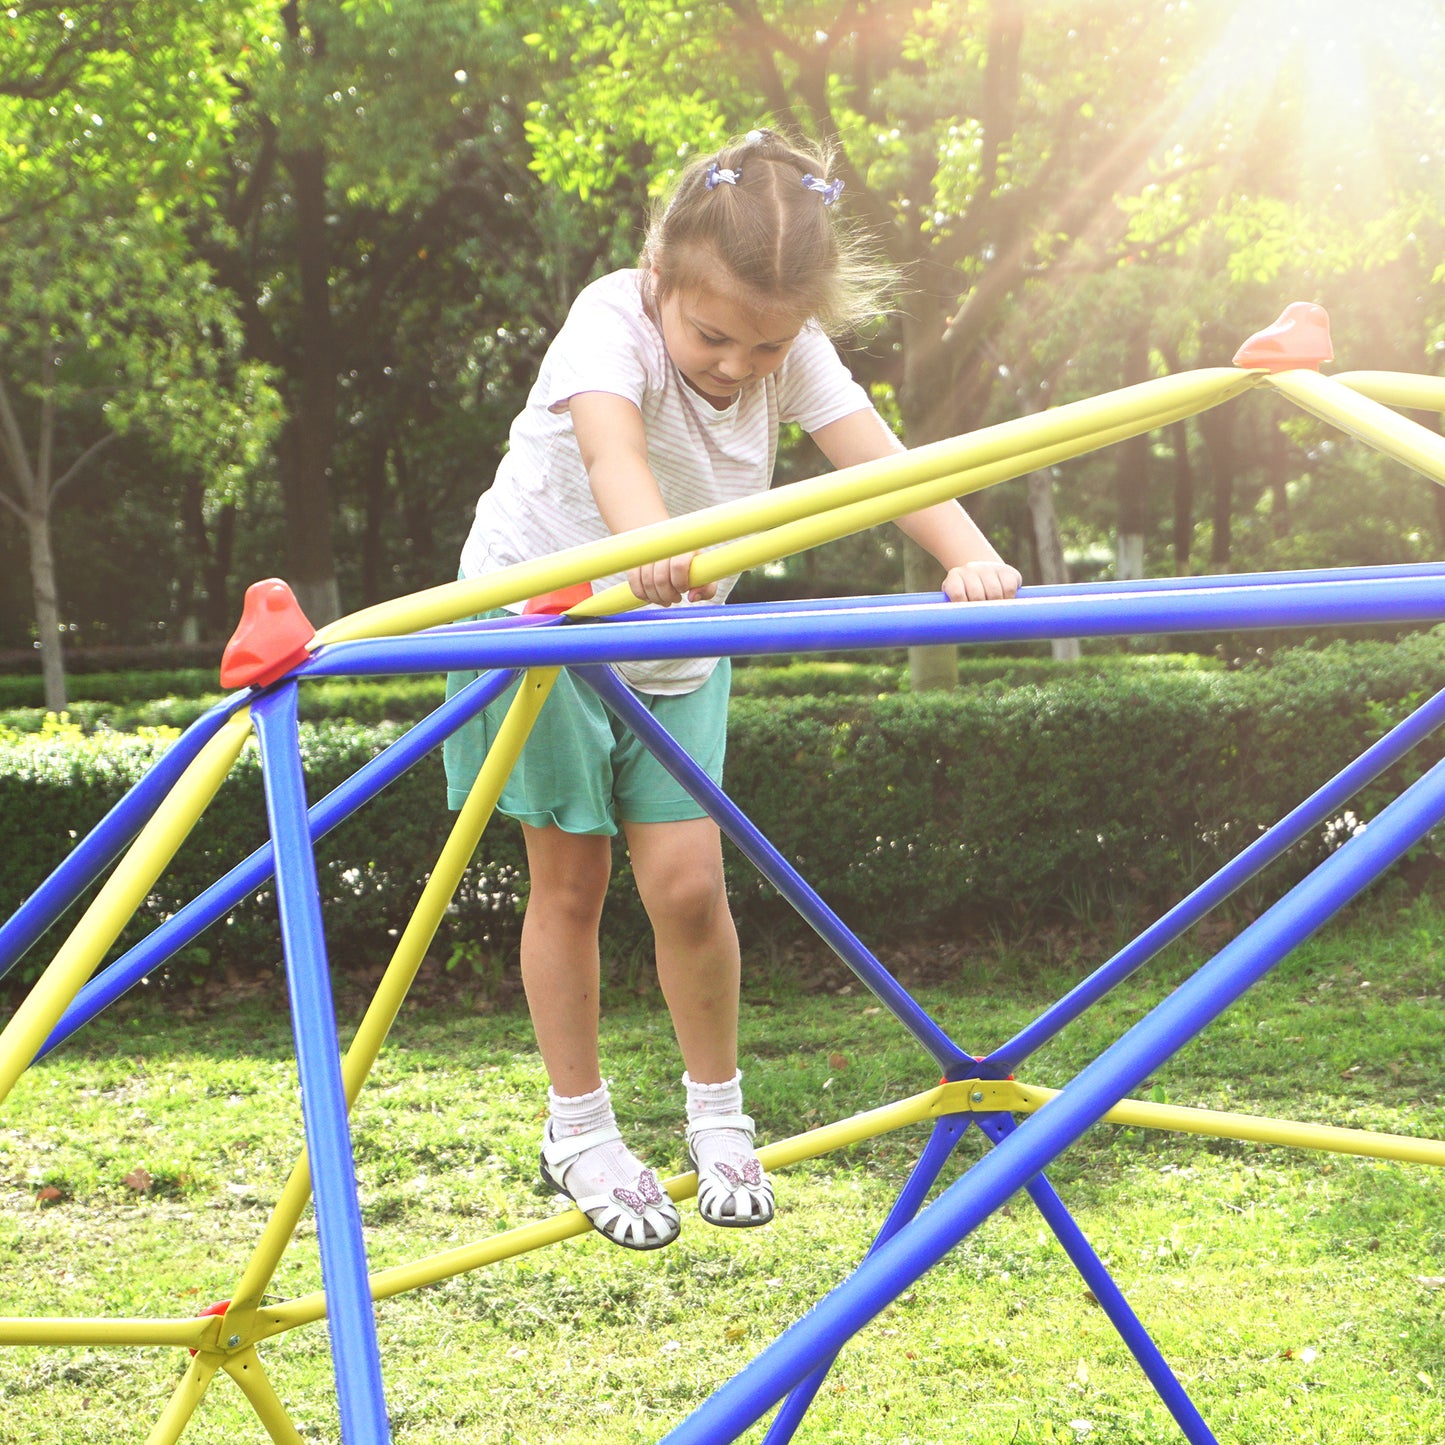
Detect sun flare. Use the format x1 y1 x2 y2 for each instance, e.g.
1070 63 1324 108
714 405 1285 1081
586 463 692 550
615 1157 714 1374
1199 0 1444 126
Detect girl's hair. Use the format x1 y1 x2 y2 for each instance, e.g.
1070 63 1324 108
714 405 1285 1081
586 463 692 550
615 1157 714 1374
641 129 896 336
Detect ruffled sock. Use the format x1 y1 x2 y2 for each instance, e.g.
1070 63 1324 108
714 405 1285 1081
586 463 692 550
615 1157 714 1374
545 1082 652 1198
685 1069 768 1206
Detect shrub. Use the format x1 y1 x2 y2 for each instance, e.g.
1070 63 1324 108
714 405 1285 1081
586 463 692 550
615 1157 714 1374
3 632 1443 983
0 717 523 987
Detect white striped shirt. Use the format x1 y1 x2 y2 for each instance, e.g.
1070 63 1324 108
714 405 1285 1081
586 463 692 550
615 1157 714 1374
459 268 871 693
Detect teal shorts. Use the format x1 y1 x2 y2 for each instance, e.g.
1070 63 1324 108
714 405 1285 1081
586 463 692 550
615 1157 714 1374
443 651 730 836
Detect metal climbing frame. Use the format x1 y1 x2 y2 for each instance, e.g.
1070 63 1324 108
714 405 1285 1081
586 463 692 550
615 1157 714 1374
3 309 1445 1442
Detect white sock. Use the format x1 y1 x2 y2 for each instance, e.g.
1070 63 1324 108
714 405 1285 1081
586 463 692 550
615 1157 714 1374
684 1070 762 1180
546 1083 652 1199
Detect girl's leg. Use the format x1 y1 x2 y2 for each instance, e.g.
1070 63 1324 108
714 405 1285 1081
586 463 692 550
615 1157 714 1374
517 821 612 1096
626 817 773 1226
520 821 680 1248
623 816 740 1083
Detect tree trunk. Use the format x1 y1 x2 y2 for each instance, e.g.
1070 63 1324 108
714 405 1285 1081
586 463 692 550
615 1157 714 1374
1170 418 1194 574
1199 406 1235 571
24 500 66 710
1198 325 1234 571
361 434 388 607
397 445 436 588
902 537 957 692
279 141 341 626
1027 468 1079 662
1115 325 1151 583
0 373 66 707
1267 414 1291 538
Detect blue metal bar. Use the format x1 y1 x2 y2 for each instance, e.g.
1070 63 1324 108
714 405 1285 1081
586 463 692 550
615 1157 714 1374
251 685 391 1445
418 611 566 635
1022 559 1445 598
984 679 1445 1075
575 664 969 1074
37 669 520 1058
978 1113 1218 1445
762 1114 973 1445
0 695 247 982
300 575 1445 678
658 752 1445 1444
613 561 1445 622
437 564 1445 641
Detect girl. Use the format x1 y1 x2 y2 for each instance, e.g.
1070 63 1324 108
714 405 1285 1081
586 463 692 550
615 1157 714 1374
446 129 1020 1251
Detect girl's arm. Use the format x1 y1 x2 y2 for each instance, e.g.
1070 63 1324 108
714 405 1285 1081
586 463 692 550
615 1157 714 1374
810 408 1022 602
570 390 717 606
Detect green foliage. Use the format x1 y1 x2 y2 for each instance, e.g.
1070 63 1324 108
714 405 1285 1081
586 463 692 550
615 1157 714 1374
0 717 524 984
733 650 1222 699
0 1 266 210
5 637 1444 980
0 1 282 701
0 675 446 735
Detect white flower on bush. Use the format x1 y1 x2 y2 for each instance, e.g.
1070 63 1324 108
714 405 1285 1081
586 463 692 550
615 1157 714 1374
1322 810 1366 849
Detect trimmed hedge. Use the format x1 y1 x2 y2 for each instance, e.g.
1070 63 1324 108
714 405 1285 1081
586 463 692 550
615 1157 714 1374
0 643 220 677
0 721 524 985
3 632 1443 982
0 676 450 736
0 652 1212 724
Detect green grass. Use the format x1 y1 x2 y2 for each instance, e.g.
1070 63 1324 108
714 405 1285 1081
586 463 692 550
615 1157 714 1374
0 887 1443 1442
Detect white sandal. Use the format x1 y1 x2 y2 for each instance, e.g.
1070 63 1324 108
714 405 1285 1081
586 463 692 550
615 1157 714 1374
540 1123 681 1251
686 1112 775 1228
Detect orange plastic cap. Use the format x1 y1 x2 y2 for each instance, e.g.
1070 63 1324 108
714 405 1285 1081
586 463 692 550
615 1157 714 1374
523 582 594 616
1233 302 1334 373
220 579 316 690
189 1299 232 1356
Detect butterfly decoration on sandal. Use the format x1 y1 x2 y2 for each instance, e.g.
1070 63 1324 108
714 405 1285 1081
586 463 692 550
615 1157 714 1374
712 1158 763 1190
612 1169 666 1217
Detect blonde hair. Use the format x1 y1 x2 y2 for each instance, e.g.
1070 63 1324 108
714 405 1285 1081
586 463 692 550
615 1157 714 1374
641 129 895 337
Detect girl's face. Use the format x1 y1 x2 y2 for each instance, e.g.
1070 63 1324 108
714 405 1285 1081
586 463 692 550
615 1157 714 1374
653 275 804 408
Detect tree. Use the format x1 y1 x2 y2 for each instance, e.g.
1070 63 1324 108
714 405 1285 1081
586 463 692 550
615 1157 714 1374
198 0 598 626
0 1 278 706
521 0 1445 666
0 213 278 706
520 1 1224 681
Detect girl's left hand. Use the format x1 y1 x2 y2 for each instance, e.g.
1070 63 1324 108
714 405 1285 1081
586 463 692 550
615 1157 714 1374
942 561 1022 603
628 551 719 606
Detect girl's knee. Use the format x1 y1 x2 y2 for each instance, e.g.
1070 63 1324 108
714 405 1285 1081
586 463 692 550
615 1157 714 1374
643 863 731 940
523 828 612 929
530 867 611 930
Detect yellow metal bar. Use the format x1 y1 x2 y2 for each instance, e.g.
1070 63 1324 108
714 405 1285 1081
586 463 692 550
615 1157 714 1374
144 1349 221 1445
222 1347 309 1445
972 1079 1445 1167
1333 370 1445 414
758 1081 975 1171
574 397 1243 619
219 670 559 1346
314 368 1258 645
0 1316 217 1348
1267 368 1445 487
252 1083 975 1339
234 1065 1445 1345
252 1210 593 1338
0 712 252 1107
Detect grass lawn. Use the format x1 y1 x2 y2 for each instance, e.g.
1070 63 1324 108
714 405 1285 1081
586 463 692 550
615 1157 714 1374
0 884 1443 1443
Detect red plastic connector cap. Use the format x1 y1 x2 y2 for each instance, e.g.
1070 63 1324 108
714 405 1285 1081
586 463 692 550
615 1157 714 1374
1233 302 1334 373
190 1299 231 1356
523 582 594 616
220 579 316 690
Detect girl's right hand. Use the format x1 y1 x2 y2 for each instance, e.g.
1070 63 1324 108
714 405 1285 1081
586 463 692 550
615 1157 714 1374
628 552 719 606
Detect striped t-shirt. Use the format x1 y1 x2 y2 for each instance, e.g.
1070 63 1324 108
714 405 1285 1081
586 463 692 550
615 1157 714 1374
459 268 871 693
